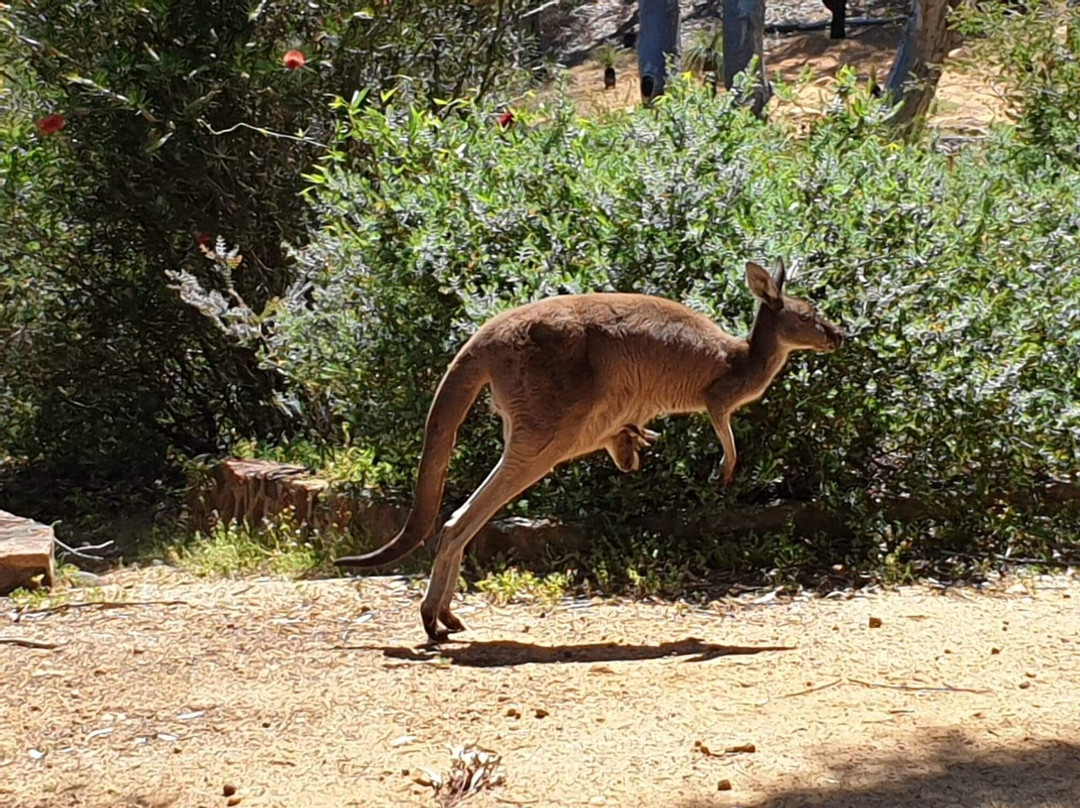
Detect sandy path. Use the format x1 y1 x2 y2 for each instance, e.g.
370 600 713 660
2 568 1078 808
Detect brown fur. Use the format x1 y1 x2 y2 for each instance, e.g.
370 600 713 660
335 261 844 642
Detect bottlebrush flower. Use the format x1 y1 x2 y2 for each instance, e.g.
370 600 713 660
283 49 306 70
36 113 66 136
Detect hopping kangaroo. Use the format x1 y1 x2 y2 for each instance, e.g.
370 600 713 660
336 261 844 641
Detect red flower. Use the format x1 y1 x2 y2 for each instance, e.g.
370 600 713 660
283 49 306 70
497 110 514 129
36 113 66 136
195 231 213 248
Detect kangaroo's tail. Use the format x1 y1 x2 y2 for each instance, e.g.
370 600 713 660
334 352 489 569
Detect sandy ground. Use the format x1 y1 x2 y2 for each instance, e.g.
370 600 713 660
2 567 1079 808
566 25 1011 133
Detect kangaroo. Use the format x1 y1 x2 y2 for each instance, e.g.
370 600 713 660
335 260 844 642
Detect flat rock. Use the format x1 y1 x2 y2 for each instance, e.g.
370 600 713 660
0 510 55 594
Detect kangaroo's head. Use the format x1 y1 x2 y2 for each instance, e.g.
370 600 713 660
746 260 844 352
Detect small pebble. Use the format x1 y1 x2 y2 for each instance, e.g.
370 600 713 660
223 785 236 797
717 779 733 791
868 616 883 629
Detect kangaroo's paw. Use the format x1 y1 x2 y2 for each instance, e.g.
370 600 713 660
439 608 468 634
423 626 450 645
720 463 736 487
421 605 447 644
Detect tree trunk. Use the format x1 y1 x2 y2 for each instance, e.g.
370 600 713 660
823 0 847 39
885 0 962 131
637 0 681 101
723 0 771 116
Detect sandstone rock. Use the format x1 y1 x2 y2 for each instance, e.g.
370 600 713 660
187 458 408 549
188 458 329 533
0 510 55 594
187 458 582 566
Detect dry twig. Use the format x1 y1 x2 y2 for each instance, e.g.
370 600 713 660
54 537 114 562
847 677 991 695
0 637 60 649
15 600 192 622
780 679 843 698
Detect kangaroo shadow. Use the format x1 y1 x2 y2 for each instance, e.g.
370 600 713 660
678 734 1080 808
349 637 794 667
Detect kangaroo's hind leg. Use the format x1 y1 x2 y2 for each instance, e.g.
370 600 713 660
420 430 567 643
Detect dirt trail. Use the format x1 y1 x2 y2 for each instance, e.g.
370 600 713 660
2 568 1079 808
567 26 1011 133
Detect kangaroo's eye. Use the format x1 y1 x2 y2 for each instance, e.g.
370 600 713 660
799 311 812 322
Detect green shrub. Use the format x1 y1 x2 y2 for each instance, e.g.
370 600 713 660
955 0 1080 169
0 0 538 484
252 72 1078 582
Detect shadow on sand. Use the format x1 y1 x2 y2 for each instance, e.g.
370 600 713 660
345 636 794 667
678 733 1080 808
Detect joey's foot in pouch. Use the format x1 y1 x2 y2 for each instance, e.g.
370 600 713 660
623 424 659 448
609 425 661 473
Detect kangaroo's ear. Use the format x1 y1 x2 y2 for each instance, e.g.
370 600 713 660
772 257 787 291
746 261 782 310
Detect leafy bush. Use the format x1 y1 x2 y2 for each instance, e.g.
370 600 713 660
955 0 1080 168
253 71 1078 583
0 0 538 483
